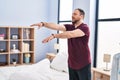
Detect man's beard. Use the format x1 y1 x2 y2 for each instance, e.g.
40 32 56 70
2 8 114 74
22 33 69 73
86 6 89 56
72 20 79 25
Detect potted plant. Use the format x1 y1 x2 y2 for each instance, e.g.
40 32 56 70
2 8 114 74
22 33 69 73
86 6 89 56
12 58 16 66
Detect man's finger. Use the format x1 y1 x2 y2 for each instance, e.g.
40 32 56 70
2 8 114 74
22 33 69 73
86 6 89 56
42 40 48 43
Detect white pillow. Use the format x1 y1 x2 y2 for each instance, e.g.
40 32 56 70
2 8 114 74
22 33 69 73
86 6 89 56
50 52 68 73
31 58 50 73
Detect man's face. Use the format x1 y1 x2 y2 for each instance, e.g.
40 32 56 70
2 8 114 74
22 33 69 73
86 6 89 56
72 10 82 23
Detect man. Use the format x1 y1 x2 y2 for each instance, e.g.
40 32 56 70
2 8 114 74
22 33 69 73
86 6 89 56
31 8 91 80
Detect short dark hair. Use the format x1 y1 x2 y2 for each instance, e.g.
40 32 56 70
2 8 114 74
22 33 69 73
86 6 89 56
75 8 85 18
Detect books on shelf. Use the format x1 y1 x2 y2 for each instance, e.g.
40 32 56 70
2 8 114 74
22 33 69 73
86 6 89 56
23 42 30 52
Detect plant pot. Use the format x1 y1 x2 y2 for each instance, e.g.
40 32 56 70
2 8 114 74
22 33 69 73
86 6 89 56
13 62 16 66
25 57 30 63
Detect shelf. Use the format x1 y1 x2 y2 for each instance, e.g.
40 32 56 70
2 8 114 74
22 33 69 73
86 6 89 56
23 51 34 53
8 63 33 67
22 63 33 65
10 39 22 41
0 27 35 66
0 52 9 55
10 62 32 66
0 63 8 67
10 52 22 54
23 39 34 41
9 64 21 66
0 39 9 41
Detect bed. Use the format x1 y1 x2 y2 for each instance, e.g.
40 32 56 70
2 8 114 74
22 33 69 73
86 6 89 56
0 52 69 80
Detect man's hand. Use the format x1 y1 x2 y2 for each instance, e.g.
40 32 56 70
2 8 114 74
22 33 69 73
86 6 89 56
42 35 54 43
30 22 44 29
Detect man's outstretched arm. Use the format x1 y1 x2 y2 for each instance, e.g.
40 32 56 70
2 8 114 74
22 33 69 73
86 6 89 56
42 29 85 43
31 22 66 31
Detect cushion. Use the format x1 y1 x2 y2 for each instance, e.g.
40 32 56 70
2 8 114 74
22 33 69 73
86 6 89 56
50 52 68 73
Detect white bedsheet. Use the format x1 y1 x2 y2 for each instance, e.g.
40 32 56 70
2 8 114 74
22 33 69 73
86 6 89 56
0 59 69 80
49 68 69 80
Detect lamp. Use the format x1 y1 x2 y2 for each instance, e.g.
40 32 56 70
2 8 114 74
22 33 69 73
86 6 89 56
54 43 60 53
103 54 111 71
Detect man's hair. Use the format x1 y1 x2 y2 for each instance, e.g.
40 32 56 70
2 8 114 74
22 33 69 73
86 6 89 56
75 8 85 18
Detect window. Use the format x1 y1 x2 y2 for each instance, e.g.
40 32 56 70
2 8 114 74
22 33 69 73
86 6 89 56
58 0 73 53
97 21 120 68
99 0 120 19
59 0 73 21
59 22 71 53
94 0 120 68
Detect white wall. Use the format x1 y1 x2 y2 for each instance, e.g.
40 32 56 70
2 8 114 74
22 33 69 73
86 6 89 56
0 0 49 26
47 0 58 53
73 0 90 24
0 0 57 62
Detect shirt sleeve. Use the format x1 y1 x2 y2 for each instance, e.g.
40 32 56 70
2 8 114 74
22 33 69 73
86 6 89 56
64 24 72 31
78 24 90 36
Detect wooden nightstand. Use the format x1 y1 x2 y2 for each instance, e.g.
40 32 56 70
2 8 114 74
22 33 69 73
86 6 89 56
92 67 110 80
46 53 56 61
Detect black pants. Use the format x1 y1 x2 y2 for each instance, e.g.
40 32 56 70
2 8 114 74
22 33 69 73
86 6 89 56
69 64 91 80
